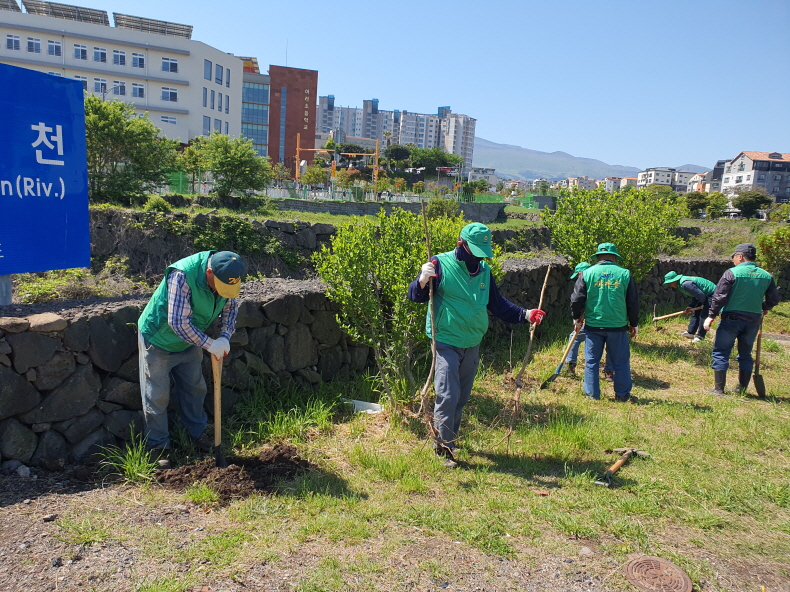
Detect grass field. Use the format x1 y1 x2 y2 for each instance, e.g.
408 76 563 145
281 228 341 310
30 303 790 592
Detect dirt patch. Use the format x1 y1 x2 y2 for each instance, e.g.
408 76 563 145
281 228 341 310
156 444 310 503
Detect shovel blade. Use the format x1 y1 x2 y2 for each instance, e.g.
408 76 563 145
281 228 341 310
540 373 558 390
753 373 766 398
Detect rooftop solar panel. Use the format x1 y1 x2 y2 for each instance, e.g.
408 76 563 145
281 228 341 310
0 1 22 12
113 12 192 39
22 0 109 25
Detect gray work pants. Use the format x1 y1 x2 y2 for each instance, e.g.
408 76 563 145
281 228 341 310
433 341 480 450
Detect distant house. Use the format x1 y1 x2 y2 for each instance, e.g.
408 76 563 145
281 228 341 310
604 177 622 192
686 173 708 193
705 160 727 194
467 167 498 186
720 151 790 203
619 177 638 190
637 168 696 193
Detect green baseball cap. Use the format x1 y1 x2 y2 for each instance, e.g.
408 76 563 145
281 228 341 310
592 242 622 259
570 262 591 279
460 223 493 258
663 271 682 285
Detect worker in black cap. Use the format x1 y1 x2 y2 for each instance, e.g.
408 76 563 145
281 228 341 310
703 243 779 395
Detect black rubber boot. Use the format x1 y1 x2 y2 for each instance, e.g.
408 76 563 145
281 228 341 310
738 370 751 394
709 370 727 396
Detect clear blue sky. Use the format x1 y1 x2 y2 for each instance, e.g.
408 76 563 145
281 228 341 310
99 0 789 169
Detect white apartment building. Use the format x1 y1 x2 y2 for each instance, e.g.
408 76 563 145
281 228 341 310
440 109 476 171
620 177 637 190
721 151 790 203
637 167 696 193
686 173 708 193
467 167 497 187
0 0 242 143
604 177 622 192
561 176 597 190
396 111 440 149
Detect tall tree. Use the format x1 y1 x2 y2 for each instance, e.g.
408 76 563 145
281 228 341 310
733 191 773 218
199 132 273 201
301 163 328 188
84 96 178 202
685 191 709 216
272 162 291 187
706 192 729 220
177 138 204 194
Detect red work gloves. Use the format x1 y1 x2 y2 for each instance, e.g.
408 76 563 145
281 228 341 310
526 309 546 324
684 307 694 314
629 326 638 339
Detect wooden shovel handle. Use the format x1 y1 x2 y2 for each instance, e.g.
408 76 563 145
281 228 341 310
652 306 702 322
606 449 633 476
211 355 222 448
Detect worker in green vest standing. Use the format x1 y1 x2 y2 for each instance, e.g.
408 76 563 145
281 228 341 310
703 243 779 395
570 243 639 402
137 251 245 468
408 223 546 467
662 271 716 343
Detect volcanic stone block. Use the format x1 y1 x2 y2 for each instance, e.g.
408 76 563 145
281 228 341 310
63 315 90 351
54 408 105 444
303 292 328 311
0 365 41 420
115 355 139 383
87 313 137 372
284 324 317 372
230 328 249 347
348 345 370 373
221 359 249 390
69 428 117 464
101 377 143 411
103 410 143 440
0 418 38 463
296 368 322 384
0 317 29 333
27 313 67 333
296 227 317 250
241 351 274 377
317 345 343 381
262 294 303 326
310 311 341 346
261 334 285 373
20 365 101 424
0 339 11 355
7 332 58 374
235 300 265 329
311 223 335 237
29 429 69 469
33 352 76 391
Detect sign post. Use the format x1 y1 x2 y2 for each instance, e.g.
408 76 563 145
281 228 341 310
0 64 91 305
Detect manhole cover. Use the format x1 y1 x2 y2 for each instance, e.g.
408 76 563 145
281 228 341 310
623 556 692 592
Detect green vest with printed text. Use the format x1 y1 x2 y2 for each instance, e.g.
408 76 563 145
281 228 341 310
582 261 631 328
721 262 773 315
426 250 491 348
138 251 227 352
677 275 716 298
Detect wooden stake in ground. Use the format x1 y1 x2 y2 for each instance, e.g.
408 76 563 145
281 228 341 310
418 200 440 444
500 264 551 454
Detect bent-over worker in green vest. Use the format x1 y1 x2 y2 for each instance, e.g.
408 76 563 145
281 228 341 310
408 223 546 468
702 243 779 395
570 242 639 402
137 251 245 468
662 271 716 343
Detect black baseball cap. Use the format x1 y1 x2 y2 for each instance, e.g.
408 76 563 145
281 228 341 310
731 243 757 259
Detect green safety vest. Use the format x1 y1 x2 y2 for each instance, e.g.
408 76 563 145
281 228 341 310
722 262 773 315
582 261 631 328
677 275 716 298
138 251 227 352
426 250 491 348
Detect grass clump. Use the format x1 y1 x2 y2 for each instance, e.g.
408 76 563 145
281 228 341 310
184 482 220 507
55 515 111 547
99 431 158 483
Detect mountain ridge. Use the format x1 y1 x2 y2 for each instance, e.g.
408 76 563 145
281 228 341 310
473 137 708 180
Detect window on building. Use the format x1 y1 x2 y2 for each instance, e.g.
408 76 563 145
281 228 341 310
112 50 125 66
132 83 144 98
775 175 782 181
113 81 126 96
161 87 178 102
160 116 177 125
226 69 230 88
202 87 207 108
47 40 61 56
241 123 268 146
6 35 20 51
162 57 178 73
204 59 212 81
242 82 269 104
202 115 211 136
27 37 41 53
214 118 222 133
132 52 145 68
215 64 223 85
758 174 766 180
725 166 731 173
736 176 743 183
93 47 106 63
241 102 269 125
786 188 790 194
224 121 229 135
724 177 730 183
225 100 229 115
747 175 751 181
94 78 107 93
210 90 215 110
74 75 88 90
772 187 779 194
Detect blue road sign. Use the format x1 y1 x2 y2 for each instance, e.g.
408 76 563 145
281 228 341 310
0 63 90 275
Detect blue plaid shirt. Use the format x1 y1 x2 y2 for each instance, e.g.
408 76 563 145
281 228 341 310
166 269 239 348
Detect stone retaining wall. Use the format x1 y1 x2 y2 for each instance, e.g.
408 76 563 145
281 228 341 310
1 258 786 472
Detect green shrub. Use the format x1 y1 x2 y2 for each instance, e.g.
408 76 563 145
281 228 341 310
757 225 790 276
143 195 172 213
425 195 461 219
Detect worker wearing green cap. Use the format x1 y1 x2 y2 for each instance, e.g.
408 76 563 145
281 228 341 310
662 271 716 343
570 243 639 402
138 250 245 468
408 223 547 467
565 262 613 378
